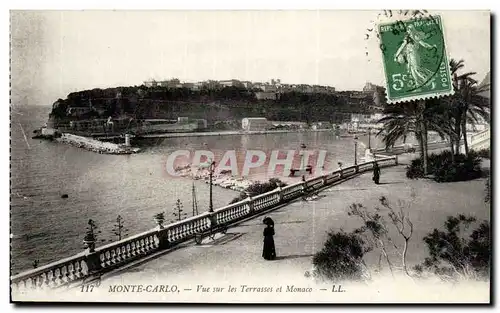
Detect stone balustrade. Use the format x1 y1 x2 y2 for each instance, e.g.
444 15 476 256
11 156 397 291
214 202 249 225
252 190 281 212
470 128 490 148
162 213 213 245
11 253 88 291
96 230 159 271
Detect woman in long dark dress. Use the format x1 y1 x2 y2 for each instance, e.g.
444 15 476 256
262 217 276 260
373 162 381 184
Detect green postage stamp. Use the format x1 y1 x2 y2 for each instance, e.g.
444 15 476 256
378 15 453 103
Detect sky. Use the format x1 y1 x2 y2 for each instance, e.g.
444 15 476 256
10 10 490 106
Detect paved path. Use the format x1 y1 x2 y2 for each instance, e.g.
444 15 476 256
18 153 489 302
62 157 488 303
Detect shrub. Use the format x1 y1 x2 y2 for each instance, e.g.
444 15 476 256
312 230 371 282
433 153 481 182
414 214 490 281
406 150 482 182
348 196 414 277
473 148 490 159
406 158 424 179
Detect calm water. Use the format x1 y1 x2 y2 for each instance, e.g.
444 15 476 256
10 105 387 274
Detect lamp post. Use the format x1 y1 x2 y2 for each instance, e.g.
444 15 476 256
368 127 372 151
208 160 216 213
354 136 359 166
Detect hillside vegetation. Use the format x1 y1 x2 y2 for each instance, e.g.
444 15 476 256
50 85 378 124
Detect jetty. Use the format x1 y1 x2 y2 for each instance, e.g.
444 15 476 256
32 125 140 155
56 133 140 154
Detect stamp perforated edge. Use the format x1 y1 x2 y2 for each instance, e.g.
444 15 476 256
378 15 455 104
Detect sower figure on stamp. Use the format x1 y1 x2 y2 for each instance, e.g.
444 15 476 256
262 217 276 260
394 24 437 88
373 162 381 185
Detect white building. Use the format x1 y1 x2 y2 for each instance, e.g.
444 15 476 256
255 91 277 100
242 117 270 131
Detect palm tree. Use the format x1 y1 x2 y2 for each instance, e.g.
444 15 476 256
377 103 421 153
378 99 451 175
449 58 490 156
377 102 428 171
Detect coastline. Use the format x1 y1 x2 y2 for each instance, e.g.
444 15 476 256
175 165 256 193
95 128 340 140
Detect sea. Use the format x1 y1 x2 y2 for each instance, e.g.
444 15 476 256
11 105 388 274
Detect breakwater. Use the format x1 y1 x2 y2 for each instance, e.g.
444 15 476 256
56 133 140 154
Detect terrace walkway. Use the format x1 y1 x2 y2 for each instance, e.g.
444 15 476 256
15 152 490 303
45 153 489 303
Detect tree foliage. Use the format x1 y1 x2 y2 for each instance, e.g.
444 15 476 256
49 85 374 124
414 214 490 281
312 230 371 282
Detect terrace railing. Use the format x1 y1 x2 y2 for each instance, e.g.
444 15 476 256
11 156 398 291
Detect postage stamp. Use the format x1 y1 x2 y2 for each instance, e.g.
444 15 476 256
9 9 490 304
378 15 454 103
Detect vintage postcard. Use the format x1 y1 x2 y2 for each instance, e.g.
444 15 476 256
10 9 491 303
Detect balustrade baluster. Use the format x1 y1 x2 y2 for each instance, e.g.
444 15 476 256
35 274 43 288
170 228 176 242
138 239 145 254
114 247 122 263
178 226 183 240
103 250 111 266
131 241 138 256
69 262 77 280
43 271 52 288
109 249 116 264
50 269 57 287
151 235 158 249
166 229 172 242
76 260 84 278
63 265 71 284
124 244 131 260
116 247 123 263
130 242 137 257
133 240 141 255
148 236 155 251
145 237 152 251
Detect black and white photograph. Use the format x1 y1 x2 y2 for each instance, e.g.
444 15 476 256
9 8 491 303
